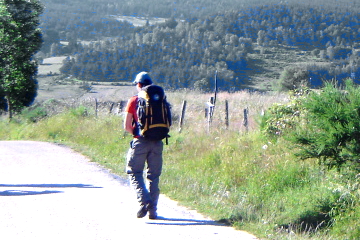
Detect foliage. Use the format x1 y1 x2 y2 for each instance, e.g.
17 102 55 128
263 79 360 171
37 2 360 91
278 67 310 91
289 79 360 171
20 105 47 123
0 0 43 118
261 87 308 136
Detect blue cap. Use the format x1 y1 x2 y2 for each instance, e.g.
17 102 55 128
133 71 153 85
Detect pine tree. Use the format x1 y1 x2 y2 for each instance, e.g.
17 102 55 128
290 80 360 171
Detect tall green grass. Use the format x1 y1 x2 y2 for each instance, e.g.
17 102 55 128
0 90 358 239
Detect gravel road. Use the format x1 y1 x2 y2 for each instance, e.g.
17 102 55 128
0 141 258 240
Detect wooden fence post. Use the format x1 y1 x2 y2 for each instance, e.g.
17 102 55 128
207 97 215 132
95 98 98 117
225 100 229 129
117 100 126 114
205 71 218 133
179 100 187 133
109 102 115 114
243 107 249 132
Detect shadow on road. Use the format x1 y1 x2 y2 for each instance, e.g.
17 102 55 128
0 190 63 196
0 183 102 196
0 184 102 188
146 216 226 226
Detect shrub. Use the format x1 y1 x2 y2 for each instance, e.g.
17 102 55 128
261 87 308 136
20 106 47 123
289 79 360 171
70 105 89 117
278 67 309 91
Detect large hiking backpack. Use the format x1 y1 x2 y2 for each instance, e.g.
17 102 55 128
137 85 172 141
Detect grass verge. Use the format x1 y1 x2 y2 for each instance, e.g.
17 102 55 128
0 93 358 240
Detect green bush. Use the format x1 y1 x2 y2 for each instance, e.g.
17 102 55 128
290 79 360 171
261 87 308 136
70 105 90 117
20 106 47 123
263 80 360 171
278 67 309 91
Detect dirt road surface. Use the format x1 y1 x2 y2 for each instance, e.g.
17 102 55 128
0 141 258 240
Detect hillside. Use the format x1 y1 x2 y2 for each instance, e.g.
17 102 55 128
36 1 360 92
41 0 360 20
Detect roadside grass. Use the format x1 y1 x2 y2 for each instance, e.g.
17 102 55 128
0 90 358 239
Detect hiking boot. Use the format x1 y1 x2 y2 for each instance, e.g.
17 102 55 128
137 204 148 218
148 206 157 219
137 201 153 218
148 210 157 219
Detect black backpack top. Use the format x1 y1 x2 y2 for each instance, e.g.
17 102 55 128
136 85 171 141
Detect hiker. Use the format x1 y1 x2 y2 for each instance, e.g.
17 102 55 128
124 71 171 219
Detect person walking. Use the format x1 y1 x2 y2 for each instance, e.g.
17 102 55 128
124 71 170 219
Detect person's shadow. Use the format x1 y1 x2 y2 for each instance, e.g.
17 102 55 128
0 184 101 196
145 216 226 226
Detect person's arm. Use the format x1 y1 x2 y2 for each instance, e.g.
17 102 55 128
124 112 134 134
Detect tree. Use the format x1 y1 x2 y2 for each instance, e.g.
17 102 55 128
289 80 360 171
257 30 265 46
327 45 335 60
0 0 43 119
278 67 309 90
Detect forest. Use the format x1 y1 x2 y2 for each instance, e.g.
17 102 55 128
38 0 360 91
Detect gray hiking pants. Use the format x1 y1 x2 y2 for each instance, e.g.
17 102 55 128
126 137 163 209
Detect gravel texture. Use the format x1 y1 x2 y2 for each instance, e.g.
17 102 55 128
0 141 258 240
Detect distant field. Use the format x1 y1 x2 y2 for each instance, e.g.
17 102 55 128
245 45 327 90
38 56 67 76
36 57 135 104
112 15 167 26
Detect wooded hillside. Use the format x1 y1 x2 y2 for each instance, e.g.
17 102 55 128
38 0 360 91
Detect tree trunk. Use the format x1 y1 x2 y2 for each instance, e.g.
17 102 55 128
5 95 13 121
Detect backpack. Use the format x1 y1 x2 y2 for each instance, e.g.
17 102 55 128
136 85 172 141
